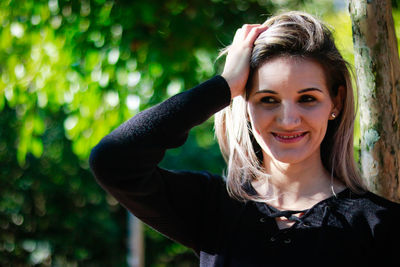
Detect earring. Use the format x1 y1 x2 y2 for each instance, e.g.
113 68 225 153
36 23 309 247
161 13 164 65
331 112 336 119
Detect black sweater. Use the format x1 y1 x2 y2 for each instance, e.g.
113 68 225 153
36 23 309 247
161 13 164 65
90 76 400 267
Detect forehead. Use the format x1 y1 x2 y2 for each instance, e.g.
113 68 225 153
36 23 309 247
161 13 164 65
250 56 328 94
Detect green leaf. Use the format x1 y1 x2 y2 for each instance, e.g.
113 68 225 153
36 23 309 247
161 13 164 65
30 137 43 158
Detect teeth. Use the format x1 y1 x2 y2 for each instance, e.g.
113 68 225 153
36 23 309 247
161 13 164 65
277 133 303 139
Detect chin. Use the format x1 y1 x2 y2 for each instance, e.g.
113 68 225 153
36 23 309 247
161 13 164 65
263 148 312 165
271 155 306 165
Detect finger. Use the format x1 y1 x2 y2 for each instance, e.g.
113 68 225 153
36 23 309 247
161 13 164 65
241 24 266 41
245 25 269 44
232 28 244 42
242 23 261 28
232 24 265 44
241 24 262 34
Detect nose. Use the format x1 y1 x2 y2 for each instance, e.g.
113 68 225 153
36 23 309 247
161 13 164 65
276 102 301 128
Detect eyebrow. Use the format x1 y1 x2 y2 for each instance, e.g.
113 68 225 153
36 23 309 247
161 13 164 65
255 88 323 94
298 88 323 93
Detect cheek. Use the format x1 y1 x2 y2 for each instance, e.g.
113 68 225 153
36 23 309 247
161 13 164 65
304 109 331 136
306 105 331 122
247 105 273 133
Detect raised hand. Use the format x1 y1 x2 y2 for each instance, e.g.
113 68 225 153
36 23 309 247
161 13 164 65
221 24 268 98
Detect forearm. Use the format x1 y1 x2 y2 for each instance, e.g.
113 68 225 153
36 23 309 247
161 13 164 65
89 75 231 185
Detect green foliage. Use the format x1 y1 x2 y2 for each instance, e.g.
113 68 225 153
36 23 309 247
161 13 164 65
0 106 127 266
3 0 399 266
0 0 304 265
393 9 400 54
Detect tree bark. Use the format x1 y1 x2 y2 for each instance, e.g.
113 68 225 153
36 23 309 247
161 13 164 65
349 0 400 202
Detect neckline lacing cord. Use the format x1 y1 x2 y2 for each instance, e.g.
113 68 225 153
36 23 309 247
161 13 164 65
265 205 308 223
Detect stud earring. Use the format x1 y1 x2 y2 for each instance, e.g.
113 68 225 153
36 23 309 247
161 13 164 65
331 112 336 119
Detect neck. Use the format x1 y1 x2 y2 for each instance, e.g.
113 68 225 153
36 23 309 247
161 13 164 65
252 152 344 210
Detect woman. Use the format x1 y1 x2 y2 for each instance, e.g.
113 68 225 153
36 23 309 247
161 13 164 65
90 11 400 266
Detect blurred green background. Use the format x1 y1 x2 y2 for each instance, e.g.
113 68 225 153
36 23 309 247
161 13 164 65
1 0 399 266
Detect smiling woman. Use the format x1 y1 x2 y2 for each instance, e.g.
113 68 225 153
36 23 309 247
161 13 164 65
247 57 335 165
216 12 363 206
90 10 400 267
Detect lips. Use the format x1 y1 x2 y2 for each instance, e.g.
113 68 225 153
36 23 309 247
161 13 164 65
272 132 308 143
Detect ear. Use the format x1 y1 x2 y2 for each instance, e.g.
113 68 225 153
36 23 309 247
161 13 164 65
330 85 344 120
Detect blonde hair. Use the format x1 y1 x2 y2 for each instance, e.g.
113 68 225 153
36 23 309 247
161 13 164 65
215 11 367 202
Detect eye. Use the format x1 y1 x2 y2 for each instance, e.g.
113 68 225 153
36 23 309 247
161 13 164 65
260 96 279 104
299 95 317 103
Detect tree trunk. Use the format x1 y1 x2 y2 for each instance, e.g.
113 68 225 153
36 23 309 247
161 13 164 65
349 0 400 202
127 213 145 267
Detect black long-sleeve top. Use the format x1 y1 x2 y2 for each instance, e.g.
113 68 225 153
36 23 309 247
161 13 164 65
90 76 400 267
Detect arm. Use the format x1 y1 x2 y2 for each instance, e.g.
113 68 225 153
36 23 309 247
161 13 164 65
89 24 268 252
89 76 231 251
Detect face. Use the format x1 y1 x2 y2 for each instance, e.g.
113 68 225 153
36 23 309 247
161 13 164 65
247 56 339 166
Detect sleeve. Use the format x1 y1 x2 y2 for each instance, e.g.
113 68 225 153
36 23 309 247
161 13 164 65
89 76 232 252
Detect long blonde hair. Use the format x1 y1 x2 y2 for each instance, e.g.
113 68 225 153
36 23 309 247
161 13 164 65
215 11 367 202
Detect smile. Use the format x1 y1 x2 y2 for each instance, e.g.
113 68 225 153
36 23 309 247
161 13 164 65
272 132 307 143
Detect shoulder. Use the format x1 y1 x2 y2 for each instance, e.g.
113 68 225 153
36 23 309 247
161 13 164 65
341 190 400 232
347 190 400 215
164 169 243 206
